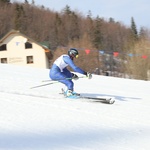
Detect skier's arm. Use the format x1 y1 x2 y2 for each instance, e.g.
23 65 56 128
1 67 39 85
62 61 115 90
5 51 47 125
63 56 86 75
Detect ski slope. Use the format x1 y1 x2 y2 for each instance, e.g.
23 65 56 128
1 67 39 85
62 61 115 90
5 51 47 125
0 63 150 150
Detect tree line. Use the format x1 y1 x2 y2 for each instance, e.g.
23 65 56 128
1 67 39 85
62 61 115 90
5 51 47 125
0 0 150 80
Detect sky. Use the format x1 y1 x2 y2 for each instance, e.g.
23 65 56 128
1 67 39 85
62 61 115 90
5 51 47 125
0 63 150 149
13 0 150 31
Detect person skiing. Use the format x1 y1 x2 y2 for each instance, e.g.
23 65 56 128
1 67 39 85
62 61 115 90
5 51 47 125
49 48 92 97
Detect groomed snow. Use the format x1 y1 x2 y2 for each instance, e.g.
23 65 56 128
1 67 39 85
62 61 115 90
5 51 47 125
0 64 150 150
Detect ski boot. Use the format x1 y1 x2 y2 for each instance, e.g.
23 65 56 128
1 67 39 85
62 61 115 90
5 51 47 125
63 89 80 98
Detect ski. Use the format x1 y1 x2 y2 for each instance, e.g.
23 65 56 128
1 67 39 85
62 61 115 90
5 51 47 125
79 96 115 104
60 89 115 104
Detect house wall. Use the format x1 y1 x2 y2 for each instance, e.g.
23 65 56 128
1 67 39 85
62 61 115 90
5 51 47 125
0 33 49 69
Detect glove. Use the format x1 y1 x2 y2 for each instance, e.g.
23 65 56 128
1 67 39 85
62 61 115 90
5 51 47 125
72 73 79 80
86 72 92 79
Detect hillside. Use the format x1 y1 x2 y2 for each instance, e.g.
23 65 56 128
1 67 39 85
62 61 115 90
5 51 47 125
0 64 150 150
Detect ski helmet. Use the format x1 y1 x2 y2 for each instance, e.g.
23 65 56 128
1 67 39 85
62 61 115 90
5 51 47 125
68 48 79 58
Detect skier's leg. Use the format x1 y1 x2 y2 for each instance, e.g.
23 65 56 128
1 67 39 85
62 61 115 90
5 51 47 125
59 79 74 91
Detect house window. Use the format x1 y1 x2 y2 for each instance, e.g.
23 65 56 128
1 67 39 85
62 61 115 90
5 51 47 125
26 56 33 64
0 44 7 51
25 42 32 49
1 58 7 63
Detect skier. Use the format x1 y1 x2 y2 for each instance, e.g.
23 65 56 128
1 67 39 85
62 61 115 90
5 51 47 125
49 48 92 97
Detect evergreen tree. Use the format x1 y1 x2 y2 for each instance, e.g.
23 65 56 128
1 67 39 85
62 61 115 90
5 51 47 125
14 4 24 30
92 16 103 74
87 10 92 19
62 5 72 15
92 16 103 49
131 17 138 40
31 0 35 5
24 0 29 4
109 17 115 23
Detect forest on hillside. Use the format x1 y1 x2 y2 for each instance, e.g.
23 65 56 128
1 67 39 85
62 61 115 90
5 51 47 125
0 0 150 80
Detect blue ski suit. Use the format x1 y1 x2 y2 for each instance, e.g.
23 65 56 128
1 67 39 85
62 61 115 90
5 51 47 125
49 54 86 91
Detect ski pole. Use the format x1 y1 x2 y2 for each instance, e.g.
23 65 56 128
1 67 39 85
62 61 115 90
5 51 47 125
30 76 87 89
42 77 72 82
30 81 59 89
42 76 86 82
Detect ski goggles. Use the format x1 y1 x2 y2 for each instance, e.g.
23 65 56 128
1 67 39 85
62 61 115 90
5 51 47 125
75 55 79 58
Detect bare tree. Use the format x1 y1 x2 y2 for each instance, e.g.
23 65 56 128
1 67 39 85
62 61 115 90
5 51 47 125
126 39 150 80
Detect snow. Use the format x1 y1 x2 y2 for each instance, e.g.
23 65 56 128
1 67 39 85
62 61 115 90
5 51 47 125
0 63 150 150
